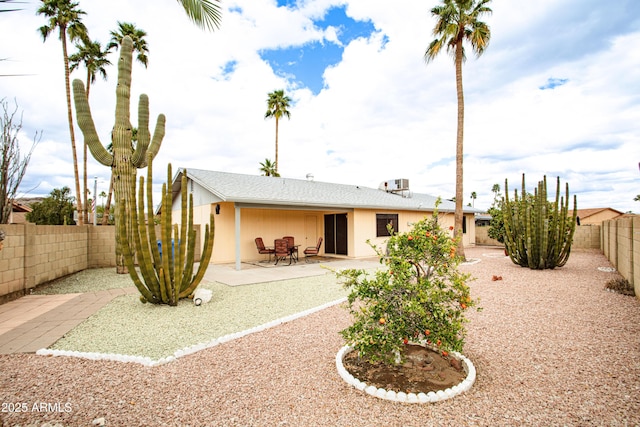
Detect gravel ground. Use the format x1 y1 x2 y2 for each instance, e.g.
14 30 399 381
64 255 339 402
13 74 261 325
42 273 351 362
1 247 639 426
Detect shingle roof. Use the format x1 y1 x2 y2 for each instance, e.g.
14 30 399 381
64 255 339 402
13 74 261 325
175 168 482 213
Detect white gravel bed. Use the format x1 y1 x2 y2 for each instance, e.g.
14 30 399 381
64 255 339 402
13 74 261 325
1 247 639 426
42 273 350 361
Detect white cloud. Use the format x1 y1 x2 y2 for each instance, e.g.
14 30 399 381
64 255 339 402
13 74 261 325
1 0 638 213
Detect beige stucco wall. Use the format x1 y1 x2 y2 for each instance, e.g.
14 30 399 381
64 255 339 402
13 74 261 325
579 210 621 225
237 208 325 264
198 206 476 263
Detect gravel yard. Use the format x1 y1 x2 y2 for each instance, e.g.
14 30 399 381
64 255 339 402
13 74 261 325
0 247 638 426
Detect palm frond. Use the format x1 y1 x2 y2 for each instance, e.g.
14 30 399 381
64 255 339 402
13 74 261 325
177 0 222 31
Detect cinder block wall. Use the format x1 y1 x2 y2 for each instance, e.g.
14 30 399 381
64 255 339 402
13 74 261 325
572 225 602 249
634 216 640 295
0 224 90 303
475 224 601 249
0 224 203 303
88 226 116 268
28 224 88 286
602 216 638 299
0 225 26 301
474 227 502 246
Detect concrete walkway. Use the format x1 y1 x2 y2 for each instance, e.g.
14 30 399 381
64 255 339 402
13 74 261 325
0 288 138 354
0 257 380 354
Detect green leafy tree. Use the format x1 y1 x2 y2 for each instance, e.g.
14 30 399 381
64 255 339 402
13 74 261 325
258 158 280 177
487 183 504 243
37 0 89 225
1 98 39 224
264 90 291 175
26 186 76 225
425 0 492 260
336 202 477 366
69 37 112 225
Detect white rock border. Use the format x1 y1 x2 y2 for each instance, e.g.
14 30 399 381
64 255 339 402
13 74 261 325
335 344 476 403
36 297 348 367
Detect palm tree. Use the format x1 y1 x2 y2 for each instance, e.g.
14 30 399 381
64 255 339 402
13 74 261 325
107 22 149 68
0 0 21 12
38 0 89 225
175 0 222 31
470 191 477 208
425 0 492 260
264 90 291 175
69 38 111 224
259 158 280 177
69 39 111 99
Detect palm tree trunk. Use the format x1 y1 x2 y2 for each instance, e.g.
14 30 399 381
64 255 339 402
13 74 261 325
61 29 84 225
102 173 113 225
275 117 279 173
454 38 466 261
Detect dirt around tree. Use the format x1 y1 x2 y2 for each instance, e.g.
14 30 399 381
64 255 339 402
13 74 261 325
342 344 466 394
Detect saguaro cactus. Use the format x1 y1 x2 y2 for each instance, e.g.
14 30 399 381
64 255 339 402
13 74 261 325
73 35 165 273
502 174 577 269
120 156 214 305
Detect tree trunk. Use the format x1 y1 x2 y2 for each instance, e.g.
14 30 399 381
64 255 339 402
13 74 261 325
61 29 84 225
275 117 279 173
454 38 466 261
102 173 114 226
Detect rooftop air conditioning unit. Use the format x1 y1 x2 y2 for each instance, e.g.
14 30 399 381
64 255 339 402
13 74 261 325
380 179 410 192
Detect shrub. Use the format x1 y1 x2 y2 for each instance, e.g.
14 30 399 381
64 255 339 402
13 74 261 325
336 206 478 366
605 277 635 296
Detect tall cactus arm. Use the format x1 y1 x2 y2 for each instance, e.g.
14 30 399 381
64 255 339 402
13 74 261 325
133 175 161 298
145 153 162 270
72 79 113 167
180 193 197 293
131 95 166 168
115 37 133 131
179 215 215 299
118 200 156 303
132 94 151 166
143 114 166 168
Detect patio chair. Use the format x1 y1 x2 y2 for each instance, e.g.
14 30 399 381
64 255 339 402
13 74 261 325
274 238 292 265
255 237 275 262
303 237 323 263
283 236 298 262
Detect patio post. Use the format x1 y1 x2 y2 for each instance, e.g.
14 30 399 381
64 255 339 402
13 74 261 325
235 204 241 270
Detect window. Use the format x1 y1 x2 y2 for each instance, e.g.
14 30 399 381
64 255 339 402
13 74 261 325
376 214 398 237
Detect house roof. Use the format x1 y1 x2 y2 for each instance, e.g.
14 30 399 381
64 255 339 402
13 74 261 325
175 168 482 213
571 208 624 219
11 200 32 213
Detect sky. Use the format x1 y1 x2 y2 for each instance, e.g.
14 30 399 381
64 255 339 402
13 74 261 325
1 0 639 213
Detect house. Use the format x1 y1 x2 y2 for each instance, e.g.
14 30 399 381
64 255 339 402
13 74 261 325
571 208 624 225
169 169 482 269
7 200 32 224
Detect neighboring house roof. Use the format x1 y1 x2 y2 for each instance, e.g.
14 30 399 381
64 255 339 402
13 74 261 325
571 208 623 220
174 168 482 213
11 200 32 213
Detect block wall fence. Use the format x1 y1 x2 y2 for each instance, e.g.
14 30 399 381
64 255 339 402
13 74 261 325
475 224 602 249
602 216 639 297
0 224 200 304
0 221 636 303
